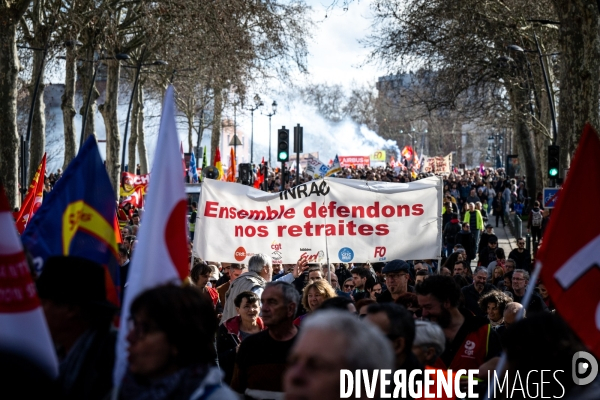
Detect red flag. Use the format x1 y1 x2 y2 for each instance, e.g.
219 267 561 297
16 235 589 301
401 146 414 161
215 147 224 180
538 124 600 357
0 183 58 377
15 153 46 233
114 86 189 384
254 157 265 189
227 147 236 182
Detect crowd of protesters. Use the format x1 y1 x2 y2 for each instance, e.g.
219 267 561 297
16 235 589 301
9 163 594 400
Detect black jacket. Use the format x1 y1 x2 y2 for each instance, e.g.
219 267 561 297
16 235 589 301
461 283 496 318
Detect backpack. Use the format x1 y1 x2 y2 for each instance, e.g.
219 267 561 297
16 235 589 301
531 210 543 227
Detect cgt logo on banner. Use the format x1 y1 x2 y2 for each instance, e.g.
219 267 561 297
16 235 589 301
194 177 442 263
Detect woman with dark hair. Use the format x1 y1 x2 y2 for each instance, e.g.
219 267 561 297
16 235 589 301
189 261 220 310
478 290 512 328
119 285 237 400
216 291 265 384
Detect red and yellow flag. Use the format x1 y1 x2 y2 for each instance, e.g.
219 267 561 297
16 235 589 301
215 147 224 180
227 147 236 182
16 154 46 233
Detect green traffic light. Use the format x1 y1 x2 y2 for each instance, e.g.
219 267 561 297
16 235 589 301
279 151 288 160
549 167 558 177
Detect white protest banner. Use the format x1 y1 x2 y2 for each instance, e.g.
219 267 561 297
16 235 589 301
194 177 442 264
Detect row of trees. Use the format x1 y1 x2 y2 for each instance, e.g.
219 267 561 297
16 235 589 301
0 0 311 207
359 0 599 196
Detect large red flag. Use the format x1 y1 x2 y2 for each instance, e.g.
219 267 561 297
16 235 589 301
15 153 46 233
538 123 600 357
0 184 58 377
114 86 189 385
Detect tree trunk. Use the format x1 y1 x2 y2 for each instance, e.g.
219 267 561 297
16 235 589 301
61 44 77 168
128 81 140 172
98 60 121 198
78 42 99 142
28 39 46 183
552 0 600 169
188 112 194 153
0 18 23 208
508 84 537 199
137 85 149 175
210 88 223 165
197 108 205 158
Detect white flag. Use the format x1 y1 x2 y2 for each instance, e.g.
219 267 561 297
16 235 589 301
113 86 189 386
0 185 58 378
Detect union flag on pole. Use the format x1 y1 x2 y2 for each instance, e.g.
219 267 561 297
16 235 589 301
401 146 414 161
538 123 600 357
15 153 46 233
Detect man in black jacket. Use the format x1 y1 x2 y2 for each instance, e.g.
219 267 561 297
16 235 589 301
461 267 496 317
455 223 476 261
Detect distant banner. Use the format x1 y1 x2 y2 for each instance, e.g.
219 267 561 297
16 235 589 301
371 150 386 162
305 158 329 178
338 156 370 167
424 153 452 174
120 172 150 197
194 177 442 264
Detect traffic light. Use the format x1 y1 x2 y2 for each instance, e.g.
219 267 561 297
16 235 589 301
548 145 559 179
277 126 289 162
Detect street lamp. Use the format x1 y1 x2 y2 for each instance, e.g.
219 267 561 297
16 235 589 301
508 38 559 143
19 39 82 199
264 100 277 165
229 102 242 167
247 94 263 164
121 52 168 171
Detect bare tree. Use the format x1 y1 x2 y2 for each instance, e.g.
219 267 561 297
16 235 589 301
0 0 31 207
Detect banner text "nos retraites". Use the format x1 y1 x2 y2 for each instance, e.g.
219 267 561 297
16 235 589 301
203 201 424 238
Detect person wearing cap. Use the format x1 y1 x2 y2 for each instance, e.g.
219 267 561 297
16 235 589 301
377 260 414 303
37 256 117 400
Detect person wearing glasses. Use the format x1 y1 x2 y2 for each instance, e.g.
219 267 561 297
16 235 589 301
341 278 355 293
508 237 532 272
508 269 549 314
122 285 237 400
377 260 414 303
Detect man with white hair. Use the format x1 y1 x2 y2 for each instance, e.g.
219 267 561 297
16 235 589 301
412 320 446 367
284 310 394 400
221 254 308 323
